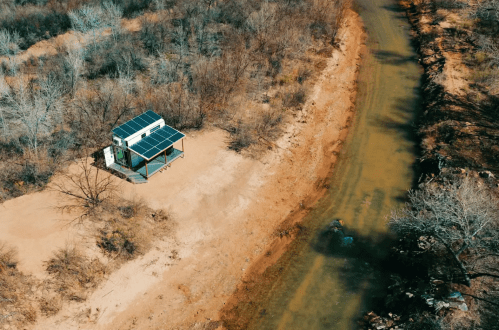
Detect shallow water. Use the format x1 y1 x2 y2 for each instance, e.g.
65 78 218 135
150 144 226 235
242 0 421 329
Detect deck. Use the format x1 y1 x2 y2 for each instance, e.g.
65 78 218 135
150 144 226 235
136 148 184 178
108 163 148 184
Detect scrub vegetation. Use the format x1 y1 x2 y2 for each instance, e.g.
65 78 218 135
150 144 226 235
0 192 175 327
0 0 350 202
361 0 499 329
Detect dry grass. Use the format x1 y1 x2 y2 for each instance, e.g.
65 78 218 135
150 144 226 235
97 197 175 261
44 246 107 303
0 242 38 327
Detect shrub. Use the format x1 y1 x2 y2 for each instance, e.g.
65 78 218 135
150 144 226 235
140 18 172 55
0 242 38 326
45 246 107 301
121 0 153 18
0 10 71 50
228 121 255 151
84 32 147 78
282 86 307 108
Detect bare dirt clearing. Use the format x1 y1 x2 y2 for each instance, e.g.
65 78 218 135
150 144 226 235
0 9 363 330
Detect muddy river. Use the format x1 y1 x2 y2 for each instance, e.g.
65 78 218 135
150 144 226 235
232 0 421 328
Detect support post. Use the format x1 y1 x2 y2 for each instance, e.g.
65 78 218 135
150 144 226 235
145 160 148 177
164 149 167 165
182 139 184 152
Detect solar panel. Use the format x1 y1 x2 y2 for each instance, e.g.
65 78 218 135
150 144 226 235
144 147 161 159
120 123 135 136
146 110 162 121
156 140 171 151
112 126 127 138
127 120 141 132
170 132 185 143
128 123 184 160
113 110 163 138
131 144 147 154
134 117 148 127
162 126 176 136
148 135 163 144
138 140 154 150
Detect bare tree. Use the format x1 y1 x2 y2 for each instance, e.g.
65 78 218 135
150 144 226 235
64 41 85 98
52 157 118 222
69 1 123 45
70 78 135 148
389 176 499 287
0 29 20 57
0 74 63 157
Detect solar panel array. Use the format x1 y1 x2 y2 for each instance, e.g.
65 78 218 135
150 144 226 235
129 125 185 160
112 110 162 139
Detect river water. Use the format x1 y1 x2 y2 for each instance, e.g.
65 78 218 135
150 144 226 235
239 0 421 329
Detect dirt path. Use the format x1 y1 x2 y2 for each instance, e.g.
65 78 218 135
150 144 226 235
0 9 363 330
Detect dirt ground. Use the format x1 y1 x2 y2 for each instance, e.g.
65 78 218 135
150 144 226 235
0 9 364 330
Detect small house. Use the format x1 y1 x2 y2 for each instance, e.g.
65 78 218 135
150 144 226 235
103 110 185 183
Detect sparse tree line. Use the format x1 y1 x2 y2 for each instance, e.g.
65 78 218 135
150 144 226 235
0 0 350 202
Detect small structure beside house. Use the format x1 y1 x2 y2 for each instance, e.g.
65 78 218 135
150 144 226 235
103 110 185 183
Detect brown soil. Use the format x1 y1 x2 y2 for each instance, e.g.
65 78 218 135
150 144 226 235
0 9 364 330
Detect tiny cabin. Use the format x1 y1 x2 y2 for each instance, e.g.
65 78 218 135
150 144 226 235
104 110 185 182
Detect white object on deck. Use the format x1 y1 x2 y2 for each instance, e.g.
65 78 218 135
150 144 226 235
104 146 115 167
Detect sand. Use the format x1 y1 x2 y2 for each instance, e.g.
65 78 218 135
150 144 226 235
0 9 364 330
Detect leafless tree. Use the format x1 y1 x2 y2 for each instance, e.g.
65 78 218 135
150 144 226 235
64 41 85 98
149 81 202 129
389 176 499 287
51 157 118 222
70 78 135 148
0 29 20 57
0 74 63 157
69 1 123 45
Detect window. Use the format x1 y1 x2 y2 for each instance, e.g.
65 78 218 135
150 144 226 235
150 125 160 133
141 133 146 139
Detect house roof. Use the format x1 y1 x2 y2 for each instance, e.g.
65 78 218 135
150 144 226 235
112 110 162 139
128 125 185 161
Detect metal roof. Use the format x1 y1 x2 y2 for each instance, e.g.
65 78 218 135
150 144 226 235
112 110 162 139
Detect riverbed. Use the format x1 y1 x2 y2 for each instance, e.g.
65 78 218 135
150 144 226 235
223 0 421 328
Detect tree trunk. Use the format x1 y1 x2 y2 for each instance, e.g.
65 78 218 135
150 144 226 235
437 236 472 286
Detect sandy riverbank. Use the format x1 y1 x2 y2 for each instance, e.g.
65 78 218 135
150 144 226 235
0 9 364 330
